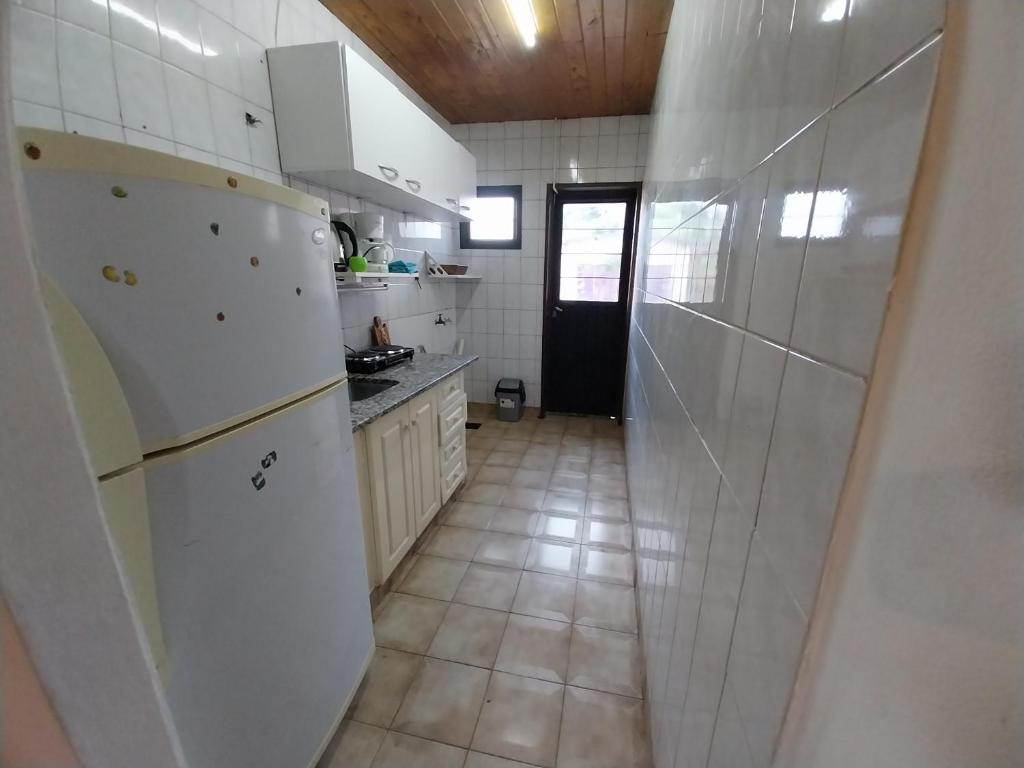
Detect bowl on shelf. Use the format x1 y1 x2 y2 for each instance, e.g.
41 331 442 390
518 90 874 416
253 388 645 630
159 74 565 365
439 263 469 275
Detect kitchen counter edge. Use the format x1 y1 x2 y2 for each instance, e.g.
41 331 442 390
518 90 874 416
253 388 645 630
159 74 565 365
348 353 478 431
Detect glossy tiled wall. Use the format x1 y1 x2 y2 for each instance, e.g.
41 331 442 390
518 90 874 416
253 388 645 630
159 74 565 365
625 2 945 767
8 0 458 353
449 117 648 405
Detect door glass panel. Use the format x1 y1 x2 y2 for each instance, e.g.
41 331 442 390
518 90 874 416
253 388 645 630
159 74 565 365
558 202 627 302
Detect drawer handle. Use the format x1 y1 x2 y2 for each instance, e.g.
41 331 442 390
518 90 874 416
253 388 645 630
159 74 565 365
405 179 422 192
378 165 399 180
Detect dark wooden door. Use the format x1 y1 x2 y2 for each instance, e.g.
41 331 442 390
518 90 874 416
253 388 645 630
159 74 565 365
542 184 640 418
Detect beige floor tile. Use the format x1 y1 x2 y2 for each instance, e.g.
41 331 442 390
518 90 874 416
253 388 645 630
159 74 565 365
461 482 509 505
423 526 485 561
347 648 423 727
585 497 629 521
519 452 555 469
471 671 564 768
523 444 559 460
444 502 500 530
567 625 643 698
529 432 563 446
496 438 531 453
592 447 625 463
494 613 571 683
485 451 523 467
579 546 634 586
398 555 470 601
389 553 420 588
392 658 490 748
556 687 650 768
467 436 499 452
534 512 583 543
511 468 552 489
573 581 637 634
558 445 592 462
590 461 626 479
588 475 627 499
428 603 509 668
465 751 539 768
474 532 532 569
553 456 590 474
524 539 580 578
549 471 588 494
502 487 547 512
541 492 586 517
476 465 518 484
511 572 576 623
582 519 632 551
374 594 449 653
323 720 385 768
370 731 467 768
454 564 522 611
488 508 539 536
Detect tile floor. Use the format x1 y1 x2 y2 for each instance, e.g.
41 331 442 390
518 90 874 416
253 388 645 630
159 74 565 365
321 410 650 768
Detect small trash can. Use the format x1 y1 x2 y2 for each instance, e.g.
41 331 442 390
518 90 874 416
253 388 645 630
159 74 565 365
495 378 526 422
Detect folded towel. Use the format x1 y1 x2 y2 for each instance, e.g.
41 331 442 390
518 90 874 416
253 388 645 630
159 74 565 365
388 260 419 274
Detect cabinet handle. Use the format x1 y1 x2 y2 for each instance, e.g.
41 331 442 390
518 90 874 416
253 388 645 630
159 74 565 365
378 165 399 180
405 179 422 192
459 205 471 211
446 197 458 206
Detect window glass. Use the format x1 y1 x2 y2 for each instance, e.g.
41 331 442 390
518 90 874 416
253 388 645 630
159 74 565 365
557 202 627 303
469 196 515 241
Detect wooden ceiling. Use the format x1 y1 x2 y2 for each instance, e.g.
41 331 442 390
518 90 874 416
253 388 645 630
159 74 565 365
323 0 673 123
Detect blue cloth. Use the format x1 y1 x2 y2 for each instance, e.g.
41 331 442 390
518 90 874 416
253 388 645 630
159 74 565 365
388 260 419 273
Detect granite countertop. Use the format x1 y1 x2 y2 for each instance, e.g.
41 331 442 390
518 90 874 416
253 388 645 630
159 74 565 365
348 352 478 431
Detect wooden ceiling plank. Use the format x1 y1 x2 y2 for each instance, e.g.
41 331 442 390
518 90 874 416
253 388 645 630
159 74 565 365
550 0 593 116
577 0 607 113
321 0 673 122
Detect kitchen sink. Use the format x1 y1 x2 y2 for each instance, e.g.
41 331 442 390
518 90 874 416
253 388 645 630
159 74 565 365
349 378 399 402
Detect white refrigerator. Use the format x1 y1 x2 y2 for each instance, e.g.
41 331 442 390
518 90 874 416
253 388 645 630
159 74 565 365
20 129 373 768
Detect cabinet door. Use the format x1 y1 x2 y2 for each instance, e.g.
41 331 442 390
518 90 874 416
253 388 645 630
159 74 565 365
408 392 441 536
365 406 415 579
455 144 478 218
344 47 409 189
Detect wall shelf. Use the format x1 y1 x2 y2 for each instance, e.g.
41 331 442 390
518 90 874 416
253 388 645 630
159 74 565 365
426 273 482 282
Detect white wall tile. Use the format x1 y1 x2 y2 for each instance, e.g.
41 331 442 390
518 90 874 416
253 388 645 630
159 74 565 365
835 0 944 100
597 134 618 167
199 9 242 94
57 20 120 123
746 118 829 344
209 84 250 161
63 111 125 141
791 40 940 375
14 100 64 130
164 62 215 150
11 7 61 108
109 0 161 56
156 0 205 76
125 128 175 152
57 0 110 35
112 42 173 139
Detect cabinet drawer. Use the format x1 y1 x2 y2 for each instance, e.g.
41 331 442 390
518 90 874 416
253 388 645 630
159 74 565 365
440 436 464 472
441 459 466 502
440 397 467 445
437 373 464 410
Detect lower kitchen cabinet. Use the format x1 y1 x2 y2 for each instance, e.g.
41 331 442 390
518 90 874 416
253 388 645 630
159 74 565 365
363 405 416 582
357 373 467 587
408 392 441 537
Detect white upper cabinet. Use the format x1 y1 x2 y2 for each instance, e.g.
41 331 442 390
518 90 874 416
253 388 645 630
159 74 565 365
268 43 475 222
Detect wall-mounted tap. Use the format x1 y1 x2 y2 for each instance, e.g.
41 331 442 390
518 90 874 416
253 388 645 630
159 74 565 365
435 313 451 326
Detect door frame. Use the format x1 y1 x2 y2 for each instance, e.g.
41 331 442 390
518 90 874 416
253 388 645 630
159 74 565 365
540 182 642 419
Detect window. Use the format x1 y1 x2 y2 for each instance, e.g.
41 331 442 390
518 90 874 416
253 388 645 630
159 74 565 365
557 202 628 302
460 185 522 249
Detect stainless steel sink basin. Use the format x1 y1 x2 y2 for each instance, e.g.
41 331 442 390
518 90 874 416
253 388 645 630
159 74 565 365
349 378 399 402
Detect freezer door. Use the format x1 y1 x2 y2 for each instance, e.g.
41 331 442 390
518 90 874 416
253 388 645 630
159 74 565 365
24 159 343 452
144 383 372 768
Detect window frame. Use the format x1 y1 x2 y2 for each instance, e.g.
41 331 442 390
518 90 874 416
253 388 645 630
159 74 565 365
459 184 523 250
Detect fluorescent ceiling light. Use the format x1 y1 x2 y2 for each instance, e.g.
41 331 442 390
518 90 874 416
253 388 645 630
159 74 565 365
506 0 538 48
